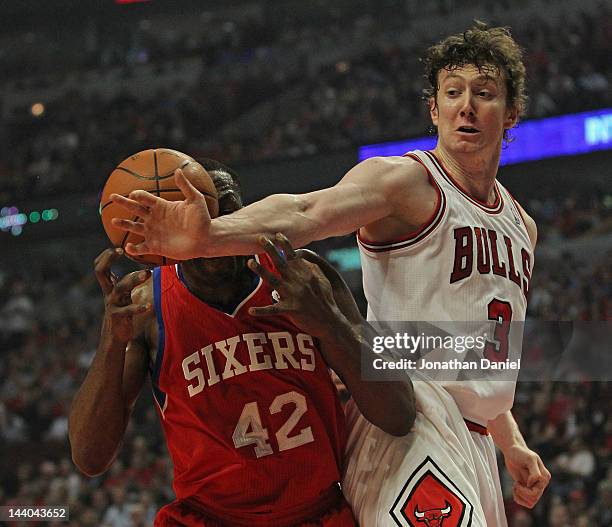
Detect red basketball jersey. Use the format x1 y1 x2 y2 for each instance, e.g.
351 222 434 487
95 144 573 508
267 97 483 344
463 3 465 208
150 254 347 520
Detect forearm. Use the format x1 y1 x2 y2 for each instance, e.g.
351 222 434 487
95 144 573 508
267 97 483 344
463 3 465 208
206 194 322 256
319 316 416 437
68 327 130 475
488 410 527 454
206 181 387 257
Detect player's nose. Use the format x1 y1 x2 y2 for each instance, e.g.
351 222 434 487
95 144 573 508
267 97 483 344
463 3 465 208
458 93 476 119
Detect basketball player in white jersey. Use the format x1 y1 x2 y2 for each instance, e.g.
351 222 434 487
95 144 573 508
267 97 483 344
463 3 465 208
111 22 551 526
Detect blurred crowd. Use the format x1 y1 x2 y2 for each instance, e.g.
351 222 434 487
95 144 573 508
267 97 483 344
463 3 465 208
0 1 610 200
508 382 611 526
529 191 612 243
0 219 610 525
210 5 612 162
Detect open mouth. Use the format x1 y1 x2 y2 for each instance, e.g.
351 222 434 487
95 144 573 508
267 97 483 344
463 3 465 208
457 126 480 134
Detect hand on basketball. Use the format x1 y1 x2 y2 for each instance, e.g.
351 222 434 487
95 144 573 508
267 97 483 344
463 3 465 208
504 444 551 508
94 248 152 343
110 168 212 261
247 233 344 339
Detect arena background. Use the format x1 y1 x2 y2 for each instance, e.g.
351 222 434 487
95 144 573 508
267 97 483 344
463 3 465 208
0 0 610 525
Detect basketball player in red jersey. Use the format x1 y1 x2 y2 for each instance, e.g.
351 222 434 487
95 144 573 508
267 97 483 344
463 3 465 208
69 159 414 526
111 24 552 525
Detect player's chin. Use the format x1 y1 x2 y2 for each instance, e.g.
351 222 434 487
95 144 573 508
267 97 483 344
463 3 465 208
451 137 484 151
194 256 225 269
453 139 486 154
195 256 243 277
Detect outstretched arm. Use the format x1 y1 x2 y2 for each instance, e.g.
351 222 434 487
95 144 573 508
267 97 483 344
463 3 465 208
248 234 416 437
110 156 430 260
68 249 152 476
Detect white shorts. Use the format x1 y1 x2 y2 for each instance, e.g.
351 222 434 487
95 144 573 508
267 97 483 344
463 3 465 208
342 380 507 526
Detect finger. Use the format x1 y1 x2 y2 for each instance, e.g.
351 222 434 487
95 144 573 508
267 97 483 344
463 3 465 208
112 303 153 318
127 189 162 207
513 487 532 508
274 233 297 260
175 168 209 208
537 457 551 484
113 269 151 304
258 236 287 270
94 247 120 267
248 259 281 288
111 218 145 235
529 476 548 497
110 193 153 216
515 481 540 498
94 248 124 295
513 484 538 508
124 241 151 257
512 489 532 509
525 457 542 487
248 304 286 317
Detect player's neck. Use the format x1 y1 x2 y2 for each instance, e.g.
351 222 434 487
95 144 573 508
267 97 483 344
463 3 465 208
179 258 255 308
433 144 501 205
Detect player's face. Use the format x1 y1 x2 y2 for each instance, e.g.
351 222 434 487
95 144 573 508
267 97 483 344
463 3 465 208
430 64 518 155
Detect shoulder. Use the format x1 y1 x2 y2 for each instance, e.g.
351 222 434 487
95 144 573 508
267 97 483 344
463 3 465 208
347 156 439 240
342 155 436 215
341 155 431 194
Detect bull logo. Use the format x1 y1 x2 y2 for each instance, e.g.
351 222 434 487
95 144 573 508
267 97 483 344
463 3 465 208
390 457 473 527
414 501 452 526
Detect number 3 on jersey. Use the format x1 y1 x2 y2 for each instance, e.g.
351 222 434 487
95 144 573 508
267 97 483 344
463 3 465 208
484 298 513 362
232 391 315 458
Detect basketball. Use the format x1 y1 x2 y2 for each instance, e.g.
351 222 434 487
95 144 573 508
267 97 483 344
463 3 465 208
99 148 219 266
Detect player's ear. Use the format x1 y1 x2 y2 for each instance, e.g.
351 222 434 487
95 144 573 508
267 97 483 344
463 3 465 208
429 97 439 126
504 104 519 130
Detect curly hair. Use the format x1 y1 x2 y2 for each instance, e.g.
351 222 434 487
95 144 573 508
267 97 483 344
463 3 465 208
423 21 527 140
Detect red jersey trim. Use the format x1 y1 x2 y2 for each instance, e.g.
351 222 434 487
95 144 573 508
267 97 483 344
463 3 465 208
229 253 264 317
464 419 489 436
425 150 504 215
357 153 446 253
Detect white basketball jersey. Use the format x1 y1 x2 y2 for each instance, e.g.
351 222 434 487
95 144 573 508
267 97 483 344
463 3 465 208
357 150 533 425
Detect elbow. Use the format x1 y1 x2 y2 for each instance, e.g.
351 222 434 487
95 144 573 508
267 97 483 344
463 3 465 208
402 405 418 435
71 448 113 478
69 434 114 477
352 380 417 437
381 406 416 437
362 400 416 438
378 387 417 437
384 423 412 438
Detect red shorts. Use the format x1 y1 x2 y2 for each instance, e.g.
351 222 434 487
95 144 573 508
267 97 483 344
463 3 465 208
154 485 356 527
